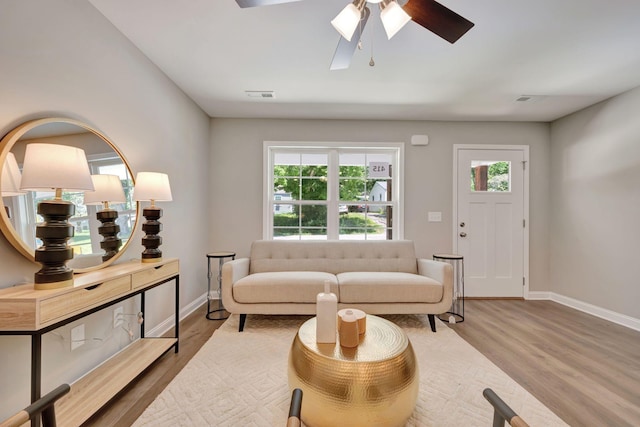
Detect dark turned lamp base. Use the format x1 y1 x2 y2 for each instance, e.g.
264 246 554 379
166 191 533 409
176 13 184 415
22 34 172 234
96 209 122 262
141 207 163 263
34 199 76 290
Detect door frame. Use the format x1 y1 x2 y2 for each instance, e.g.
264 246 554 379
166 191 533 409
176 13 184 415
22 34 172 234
452 144 531 298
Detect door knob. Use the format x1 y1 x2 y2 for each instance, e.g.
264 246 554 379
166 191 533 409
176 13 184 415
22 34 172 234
459 232 467 237
459 222 465 227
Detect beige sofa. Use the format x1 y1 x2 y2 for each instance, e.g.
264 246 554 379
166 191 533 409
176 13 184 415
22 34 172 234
221 240 453 332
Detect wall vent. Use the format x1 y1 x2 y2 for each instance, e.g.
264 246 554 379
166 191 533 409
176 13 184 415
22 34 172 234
245 90 275 99
515 95 546 103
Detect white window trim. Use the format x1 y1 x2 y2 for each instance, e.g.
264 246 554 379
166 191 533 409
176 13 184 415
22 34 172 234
263 141 405 240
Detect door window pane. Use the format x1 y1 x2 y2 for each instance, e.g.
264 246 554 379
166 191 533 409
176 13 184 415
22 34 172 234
470 161 511 192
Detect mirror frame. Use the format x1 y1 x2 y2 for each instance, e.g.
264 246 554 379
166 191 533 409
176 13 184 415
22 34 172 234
0 117 139 273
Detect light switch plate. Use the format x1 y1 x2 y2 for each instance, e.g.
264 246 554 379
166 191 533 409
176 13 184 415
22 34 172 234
428 212 442 222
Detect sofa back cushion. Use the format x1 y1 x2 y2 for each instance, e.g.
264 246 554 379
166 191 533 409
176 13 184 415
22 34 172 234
249 240 418 275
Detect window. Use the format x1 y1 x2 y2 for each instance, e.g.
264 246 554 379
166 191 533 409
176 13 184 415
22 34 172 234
264 142 404 240
470 161 511 192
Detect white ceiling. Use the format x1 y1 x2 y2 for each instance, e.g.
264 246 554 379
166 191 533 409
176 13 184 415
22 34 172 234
89 0 640 122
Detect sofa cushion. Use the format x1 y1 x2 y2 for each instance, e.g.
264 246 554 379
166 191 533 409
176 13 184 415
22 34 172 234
337 272 443 304
233 271 338 304
249 240 419 275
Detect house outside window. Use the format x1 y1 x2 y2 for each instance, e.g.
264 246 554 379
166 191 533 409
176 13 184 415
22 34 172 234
264 142 404 240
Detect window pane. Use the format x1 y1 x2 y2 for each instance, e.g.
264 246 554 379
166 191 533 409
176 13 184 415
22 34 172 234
470 161 511 192
274 178 300 200
339 152 365 172
274 165 300 177
274 204 298 225
301 205 326 227
301 178 327 200
273 201 294 214
301 164 327 178
300 228 327 240
367 179 391 202
274 228 301 239
301 153 327 170
339 178 367 201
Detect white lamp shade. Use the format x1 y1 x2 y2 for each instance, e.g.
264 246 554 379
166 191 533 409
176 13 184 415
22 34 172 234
19 143 94 192
1 152 25 196
133 172 172 202
331 3 362 42
380 1 411 39
84 174 126 205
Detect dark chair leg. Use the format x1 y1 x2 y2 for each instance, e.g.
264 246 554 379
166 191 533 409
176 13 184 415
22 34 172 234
428 314 436 332
239 314 247 332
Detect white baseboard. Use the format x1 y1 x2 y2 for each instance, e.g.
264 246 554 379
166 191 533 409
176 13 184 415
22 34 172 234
147 295 207 337
527 291 640 332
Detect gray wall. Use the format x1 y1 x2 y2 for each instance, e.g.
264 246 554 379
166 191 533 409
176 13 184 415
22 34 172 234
209 118 551 293
0 1 210 417
550 86 640 318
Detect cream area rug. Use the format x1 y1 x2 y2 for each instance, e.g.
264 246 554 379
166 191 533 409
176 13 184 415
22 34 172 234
133 314 568 426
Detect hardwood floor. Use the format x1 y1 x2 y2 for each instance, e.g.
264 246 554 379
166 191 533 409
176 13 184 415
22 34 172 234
454 300 640 427
87 300 640 426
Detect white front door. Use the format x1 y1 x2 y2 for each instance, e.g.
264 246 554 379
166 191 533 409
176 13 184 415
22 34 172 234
454 146 528 297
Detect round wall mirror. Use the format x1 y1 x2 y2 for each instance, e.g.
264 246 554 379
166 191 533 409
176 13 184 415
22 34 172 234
0 118 138 273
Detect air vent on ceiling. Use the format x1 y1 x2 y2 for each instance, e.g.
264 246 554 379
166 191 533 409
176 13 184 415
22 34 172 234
515 95 545 103
245 90 275 99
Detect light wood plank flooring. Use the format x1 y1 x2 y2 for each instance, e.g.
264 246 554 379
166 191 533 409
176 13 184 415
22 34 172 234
85 300 640 426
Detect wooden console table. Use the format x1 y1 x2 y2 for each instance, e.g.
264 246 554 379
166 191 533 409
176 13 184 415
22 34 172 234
0 258 180 427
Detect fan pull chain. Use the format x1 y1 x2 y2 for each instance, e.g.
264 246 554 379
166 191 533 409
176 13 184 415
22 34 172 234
357 10 364 50
369 11 375 67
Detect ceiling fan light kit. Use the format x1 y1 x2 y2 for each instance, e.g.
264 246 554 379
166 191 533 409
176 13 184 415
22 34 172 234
236 0 474 70
331 0 366 42
379 0 412 39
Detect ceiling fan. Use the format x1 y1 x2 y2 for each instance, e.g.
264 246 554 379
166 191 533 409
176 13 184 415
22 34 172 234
236 0 474 70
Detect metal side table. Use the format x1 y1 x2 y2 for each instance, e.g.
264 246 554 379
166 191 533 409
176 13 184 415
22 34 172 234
433 253 464 323
206 251 235 320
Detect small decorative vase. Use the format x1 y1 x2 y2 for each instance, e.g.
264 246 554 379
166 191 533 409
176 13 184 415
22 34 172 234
316 280 337 343
338 309 360 348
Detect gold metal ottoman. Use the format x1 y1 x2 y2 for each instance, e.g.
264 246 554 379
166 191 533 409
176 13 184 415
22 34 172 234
287 315 419 427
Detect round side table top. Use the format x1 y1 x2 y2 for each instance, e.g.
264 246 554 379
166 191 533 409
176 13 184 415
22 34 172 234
297 315 408 362
433 253 463 260
206 251 236 259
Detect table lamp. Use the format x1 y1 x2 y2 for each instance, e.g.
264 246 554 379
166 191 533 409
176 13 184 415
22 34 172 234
19 143 94 289
133 171 172 263
83 174 126 261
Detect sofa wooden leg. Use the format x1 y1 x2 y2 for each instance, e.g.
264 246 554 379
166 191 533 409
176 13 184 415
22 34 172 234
239 314 247 332
428 314 436 332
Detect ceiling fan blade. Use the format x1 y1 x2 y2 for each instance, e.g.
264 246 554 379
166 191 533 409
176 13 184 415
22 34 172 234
403 0 474 43
236 0 302 8
330 7 371 71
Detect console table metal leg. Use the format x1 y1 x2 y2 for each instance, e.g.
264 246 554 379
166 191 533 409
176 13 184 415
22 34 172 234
175 275 180 353
31 334 41 427
140 293 146 339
